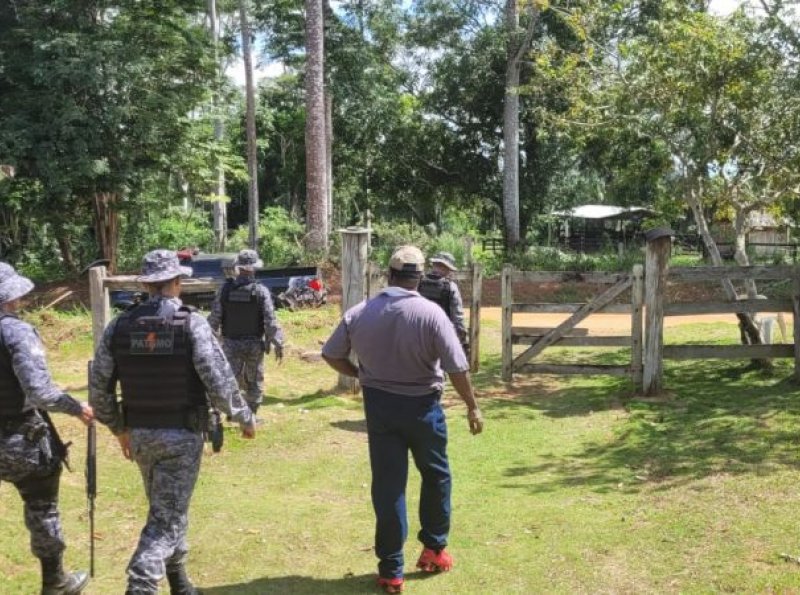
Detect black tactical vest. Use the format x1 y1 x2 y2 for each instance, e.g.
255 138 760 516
418 274 452 318
111 300 206 429
0 314 27 417
221 280 263 339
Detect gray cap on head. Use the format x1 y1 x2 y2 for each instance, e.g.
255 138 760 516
234 249 264 269
0 262 34 305
429 251 457 271
389 245 425 277
136 249 193 283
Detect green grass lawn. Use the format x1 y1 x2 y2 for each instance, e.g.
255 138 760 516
3 307 800 593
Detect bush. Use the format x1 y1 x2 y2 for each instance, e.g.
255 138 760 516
118 207 214 272
228 206 305 266
474 244 646 275
370 223 475 270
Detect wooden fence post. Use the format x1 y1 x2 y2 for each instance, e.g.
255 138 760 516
794 267 800 383
89 266 110 350
501 264 513 382
338 226 370 391
631 264 644 392
469 263 482 372
643 234 671 395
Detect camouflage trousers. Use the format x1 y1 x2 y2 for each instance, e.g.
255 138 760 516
126 428 203 593
222 338 265 410
0 426 65 559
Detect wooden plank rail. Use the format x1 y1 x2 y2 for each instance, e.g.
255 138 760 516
511 271 631 284
668 265 798 281
104 276 220 293
665 299 793 316
512 326 590 336
663 344 794 360
512 303 632 314
513 335 631 347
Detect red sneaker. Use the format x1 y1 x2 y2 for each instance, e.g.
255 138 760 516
416 547 453 572
377 576 404 593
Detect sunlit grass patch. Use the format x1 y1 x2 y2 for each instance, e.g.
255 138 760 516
4 306 800 592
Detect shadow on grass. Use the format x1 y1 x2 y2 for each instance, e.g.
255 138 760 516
494 356 800 494
331 419 367 433
470 352 632 420
204 571 440 594
203 573 374 594
262 390 336 408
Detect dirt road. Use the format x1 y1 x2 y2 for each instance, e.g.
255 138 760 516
478 307 792 335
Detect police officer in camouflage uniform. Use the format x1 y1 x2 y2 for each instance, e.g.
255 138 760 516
89 250 256 595
418 252 469 356
207 249 284 417
0 262 93 595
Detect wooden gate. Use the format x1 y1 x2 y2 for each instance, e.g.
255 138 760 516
501 265 644 388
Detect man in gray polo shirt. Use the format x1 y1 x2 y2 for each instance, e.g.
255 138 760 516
322 245 483 594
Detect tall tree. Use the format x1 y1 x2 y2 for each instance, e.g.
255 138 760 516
240 0 260 248
209 0 228 251
503 0 538 250
304 0 329 252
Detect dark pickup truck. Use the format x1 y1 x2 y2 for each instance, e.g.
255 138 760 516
111 253 325 310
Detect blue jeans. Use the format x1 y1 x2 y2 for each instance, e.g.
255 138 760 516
363 386 452 579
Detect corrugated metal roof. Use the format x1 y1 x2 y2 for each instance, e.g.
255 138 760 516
552 204 651 219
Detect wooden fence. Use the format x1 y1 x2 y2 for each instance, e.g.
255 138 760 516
501 234 800 394
642 234 800 394
501 265 644 388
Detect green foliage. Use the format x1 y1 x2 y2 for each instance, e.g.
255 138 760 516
0 0 223 271
519 245 642 273
116 207 215 272
370 213 477 270
227 206 305 266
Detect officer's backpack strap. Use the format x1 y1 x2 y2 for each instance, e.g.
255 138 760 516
220 279 234 303
174 305 195 356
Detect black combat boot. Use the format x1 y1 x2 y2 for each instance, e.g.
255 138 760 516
166 566 201 595
40 556 89 595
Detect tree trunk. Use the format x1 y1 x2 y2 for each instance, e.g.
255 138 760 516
502 0 521 251
685 181 763 348
209 0 227 252
733 206 758 298
240 0 259 249
92 192 119 274
304 0 329 253
54 225 76 273
326 89 334 235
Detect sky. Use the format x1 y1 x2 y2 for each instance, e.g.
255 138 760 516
709 0 746 15
227 0 751 86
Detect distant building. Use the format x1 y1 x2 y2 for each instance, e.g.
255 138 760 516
551 204 654 253
711 211 794 259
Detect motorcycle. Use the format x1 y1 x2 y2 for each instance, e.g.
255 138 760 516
277 276 327 310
